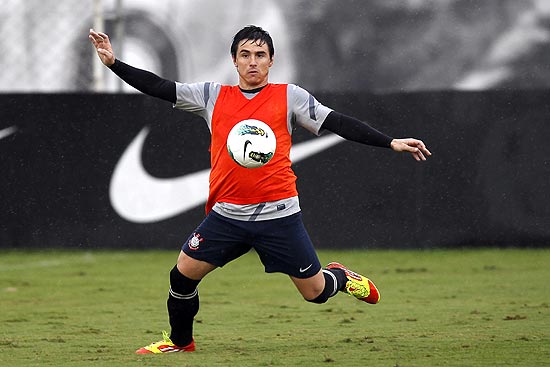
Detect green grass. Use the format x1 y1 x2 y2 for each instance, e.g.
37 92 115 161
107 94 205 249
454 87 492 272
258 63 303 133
0 249 549 366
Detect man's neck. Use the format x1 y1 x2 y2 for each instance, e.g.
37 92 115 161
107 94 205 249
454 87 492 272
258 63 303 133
239 84 268 94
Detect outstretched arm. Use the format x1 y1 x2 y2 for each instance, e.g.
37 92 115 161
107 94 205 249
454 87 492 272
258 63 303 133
88 29 176 103
322 111 431 161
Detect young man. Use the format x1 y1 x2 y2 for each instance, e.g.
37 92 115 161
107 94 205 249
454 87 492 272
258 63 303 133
89 25 431 354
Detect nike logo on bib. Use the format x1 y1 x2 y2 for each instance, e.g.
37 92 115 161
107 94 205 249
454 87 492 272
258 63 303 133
110 127 344 223
243 139 252 160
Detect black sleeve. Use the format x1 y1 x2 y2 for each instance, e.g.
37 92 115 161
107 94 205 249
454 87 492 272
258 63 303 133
321 111 393 148
108 59 177 104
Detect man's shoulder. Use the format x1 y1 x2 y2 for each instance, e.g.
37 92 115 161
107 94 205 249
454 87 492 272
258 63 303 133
269 82 294 89
176 81 223 89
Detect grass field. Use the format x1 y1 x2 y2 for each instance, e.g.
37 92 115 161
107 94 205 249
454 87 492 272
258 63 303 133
0 249 549 367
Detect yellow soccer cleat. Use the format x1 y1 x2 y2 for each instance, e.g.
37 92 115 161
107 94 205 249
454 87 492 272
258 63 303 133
326 262 380 304
135 330 195 354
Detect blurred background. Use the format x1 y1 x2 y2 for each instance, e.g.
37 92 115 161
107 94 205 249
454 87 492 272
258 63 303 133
2 0 550 249
2 0 550 93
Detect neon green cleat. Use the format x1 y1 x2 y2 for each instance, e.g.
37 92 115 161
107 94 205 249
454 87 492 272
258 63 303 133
326 262 380 304
135 331 195 354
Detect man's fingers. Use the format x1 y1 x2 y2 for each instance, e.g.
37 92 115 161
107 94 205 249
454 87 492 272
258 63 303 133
416 149 426 161
415 140 431 155
404 143 419 153
89 29 99 39
410 140 431 158
89 35 102 46
416 145 431 157
89 29 109 44
404 141 430 161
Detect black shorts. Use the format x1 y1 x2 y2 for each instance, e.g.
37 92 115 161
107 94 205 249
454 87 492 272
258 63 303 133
182 211 321 278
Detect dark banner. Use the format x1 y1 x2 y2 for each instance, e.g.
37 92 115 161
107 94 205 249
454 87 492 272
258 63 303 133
1 91 549 249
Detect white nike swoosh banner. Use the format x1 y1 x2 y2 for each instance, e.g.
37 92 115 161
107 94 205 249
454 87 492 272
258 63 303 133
0 126 17 140
110 127 344 223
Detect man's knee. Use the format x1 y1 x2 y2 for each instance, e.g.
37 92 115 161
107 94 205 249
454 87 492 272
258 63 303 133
176 251 216 280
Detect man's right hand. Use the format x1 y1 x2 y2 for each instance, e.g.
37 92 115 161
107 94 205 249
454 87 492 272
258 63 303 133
390 138 432 161
89 29 115 67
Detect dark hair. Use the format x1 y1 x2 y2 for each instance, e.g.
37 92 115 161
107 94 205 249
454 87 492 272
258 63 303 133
230 25 274 59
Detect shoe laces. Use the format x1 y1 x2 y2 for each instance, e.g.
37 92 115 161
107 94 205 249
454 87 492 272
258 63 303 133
161 330 172 343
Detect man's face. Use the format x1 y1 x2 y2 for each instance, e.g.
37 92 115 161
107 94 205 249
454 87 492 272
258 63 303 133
233 39 273 89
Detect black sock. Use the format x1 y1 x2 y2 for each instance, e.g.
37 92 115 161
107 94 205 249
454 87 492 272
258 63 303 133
308 268 346 304
167 265 200 346
325 267 347 292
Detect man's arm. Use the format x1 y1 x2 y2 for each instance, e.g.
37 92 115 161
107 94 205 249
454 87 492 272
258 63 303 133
322 111 431 161
108 60 176 103
322 111 393 148
88 29 176 103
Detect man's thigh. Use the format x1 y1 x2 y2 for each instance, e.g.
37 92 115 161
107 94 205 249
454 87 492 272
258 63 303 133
253 212 321 278
181 211 252 268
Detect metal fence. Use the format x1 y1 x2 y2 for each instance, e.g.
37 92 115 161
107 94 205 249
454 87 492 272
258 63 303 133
0 0 296 92
0 0 93 92
2 0 550 93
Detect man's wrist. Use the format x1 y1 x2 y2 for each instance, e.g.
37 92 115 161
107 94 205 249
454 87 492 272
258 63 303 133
107 58 118 69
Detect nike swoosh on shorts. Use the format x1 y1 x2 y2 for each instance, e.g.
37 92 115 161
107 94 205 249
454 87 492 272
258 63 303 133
299 264 313 273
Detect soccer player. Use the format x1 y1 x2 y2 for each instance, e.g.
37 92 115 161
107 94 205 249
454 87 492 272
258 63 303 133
89 25 431 354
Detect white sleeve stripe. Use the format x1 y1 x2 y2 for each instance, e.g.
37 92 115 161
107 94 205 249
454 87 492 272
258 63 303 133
203 82 211 108
308 94 316 121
